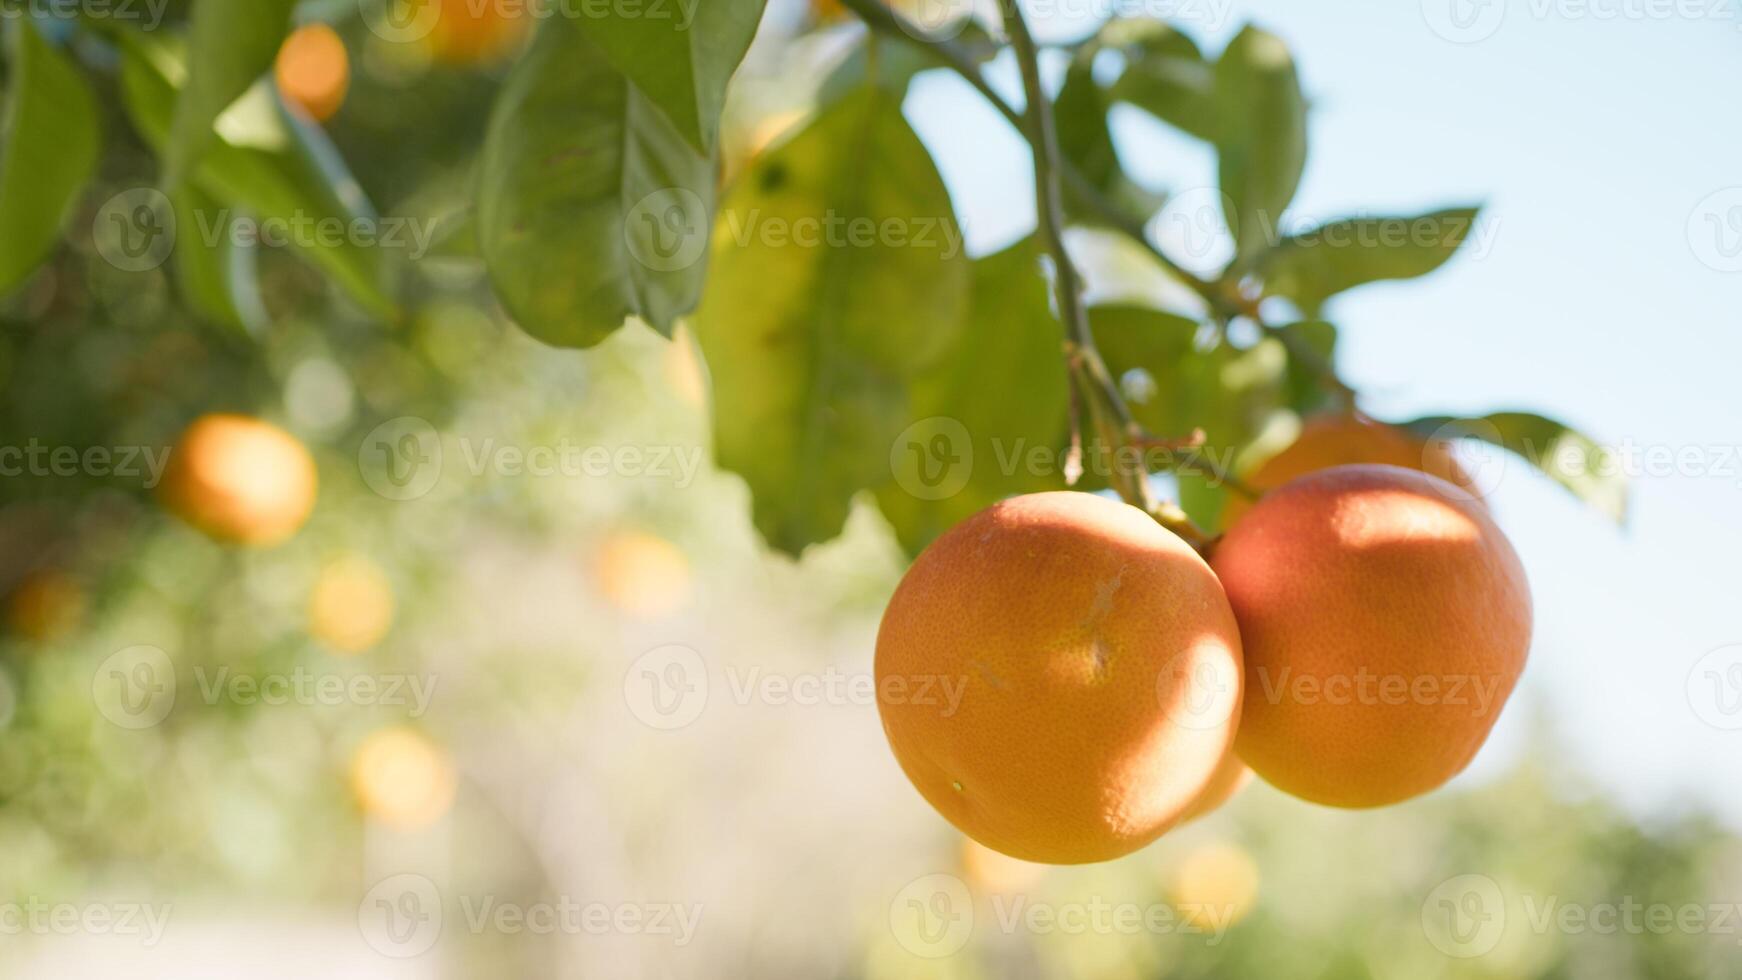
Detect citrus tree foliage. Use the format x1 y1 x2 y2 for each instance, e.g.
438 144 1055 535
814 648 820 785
0 2 1626 557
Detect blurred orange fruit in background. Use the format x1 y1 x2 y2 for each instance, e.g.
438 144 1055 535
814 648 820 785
1221 412 1477 527
308 555 396 654
275 23 351 122
409 0 532 65
350 727 456 830
159 414 318 547
4 570 86 643
1170 841 1261 930
959 836 1047 893
593 530 692 618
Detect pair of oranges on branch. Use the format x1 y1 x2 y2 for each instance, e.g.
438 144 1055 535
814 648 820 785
875 414 1530 864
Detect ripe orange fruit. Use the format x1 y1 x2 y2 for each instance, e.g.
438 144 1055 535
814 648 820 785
159 414 318 547
1178 749 1254 823
1221 413 1476 527
1212 465 1531 808
275 23 350 123
876 491 1243 864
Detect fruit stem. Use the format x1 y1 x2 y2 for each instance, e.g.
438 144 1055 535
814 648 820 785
840 0 1254 543
999 0 1230 551
997 0 1149 509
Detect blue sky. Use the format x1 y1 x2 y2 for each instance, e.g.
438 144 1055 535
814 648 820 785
903 1 1742 826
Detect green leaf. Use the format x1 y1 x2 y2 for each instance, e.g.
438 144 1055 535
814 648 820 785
478 22 714 348
1056 57 1164 228
1103 18 1215 141
1276 318 1337 413
1214 24 1306 269
1261 207 1482 316
118 35 393 319
693 86 969 555
1092 306 1282 447
874 238 1069 556
1404 412 1629 524
170 183 262 335
163 0 298 188
1089 304 1285 488
573 0 768 155
0 20 100 297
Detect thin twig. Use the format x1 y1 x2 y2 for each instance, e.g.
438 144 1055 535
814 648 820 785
835 0 1355 408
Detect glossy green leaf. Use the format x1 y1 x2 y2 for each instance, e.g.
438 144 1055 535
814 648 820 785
1261 206 1482 316
694 86 969 555
1089 305 1285 493
1057 58 1164 228
163 0 298 188
1214 24 1306 269
118 35 393 319
1405 411 1629 524
1103 18 1215 141
171 183 262 335
573 0 768 155
478 22 713 348
1093 307 1281 445
0 20 100 297
1276 318 1337 413
874 238 1069 556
